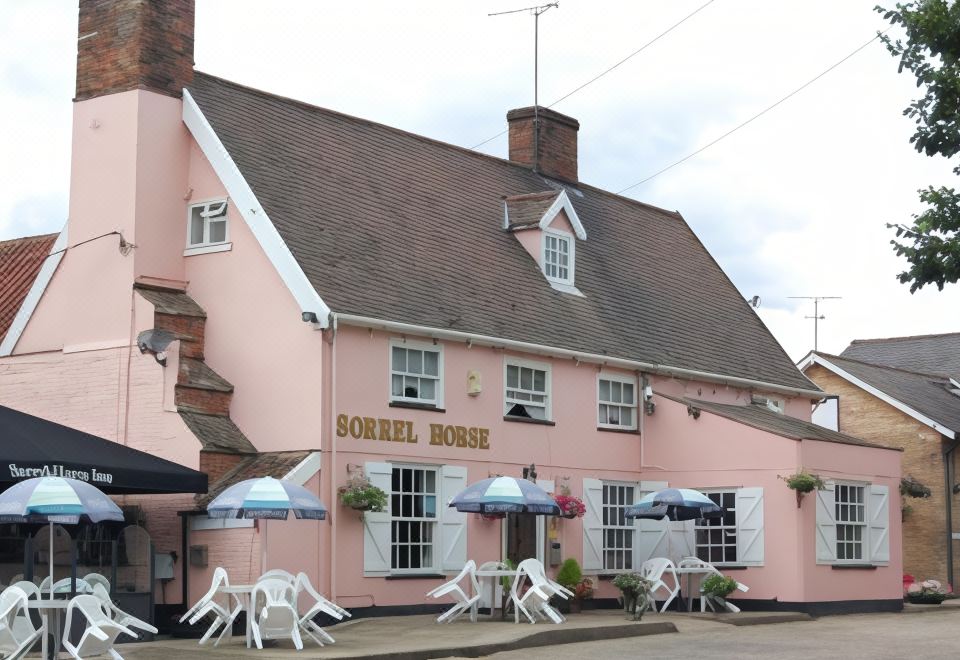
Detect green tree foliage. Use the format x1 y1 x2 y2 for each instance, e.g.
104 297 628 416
876 1 960 291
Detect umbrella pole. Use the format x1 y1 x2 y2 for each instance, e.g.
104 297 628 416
49 521 54 599
261 520 267 577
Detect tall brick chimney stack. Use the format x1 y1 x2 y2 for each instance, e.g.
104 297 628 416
76 0 195 102
507 106 580 184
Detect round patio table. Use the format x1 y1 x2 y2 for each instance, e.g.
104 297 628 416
473 568 521 620
27 599 69 660
217 584 255 647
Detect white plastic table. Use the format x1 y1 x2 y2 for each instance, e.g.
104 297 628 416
473 569 520 620
218 584 255 648
28 599 69 659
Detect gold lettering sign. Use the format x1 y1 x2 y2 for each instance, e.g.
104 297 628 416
336 414 489 450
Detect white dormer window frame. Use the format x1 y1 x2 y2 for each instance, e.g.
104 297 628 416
541 228 575 286
185 199 232 256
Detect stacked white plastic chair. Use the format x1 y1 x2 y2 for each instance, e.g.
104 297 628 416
425 559 481 624
677 557 748 613
7 581 40 643
639 557 681 613
250 578 302 650
511 559 566 624
294 572 350 645
179 567 239 646
62 594 137 660
83 573 111 594
91 584 158 639
259 569 296 583
0 585 42 660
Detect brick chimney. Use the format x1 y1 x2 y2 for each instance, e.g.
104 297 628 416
507 106 580 184
76 0 195 101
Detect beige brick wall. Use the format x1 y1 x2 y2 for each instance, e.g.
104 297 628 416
806 365 950 583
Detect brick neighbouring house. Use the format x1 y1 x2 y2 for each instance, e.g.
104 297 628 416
800 334 960 587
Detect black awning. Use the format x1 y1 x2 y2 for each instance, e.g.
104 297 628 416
0 405 208 495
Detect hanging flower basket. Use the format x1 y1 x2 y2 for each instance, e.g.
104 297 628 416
338 474 388 513
781 470 826 507
554 494 586 519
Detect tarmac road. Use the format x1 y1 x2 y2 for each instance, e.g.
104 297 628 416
478 610 956 660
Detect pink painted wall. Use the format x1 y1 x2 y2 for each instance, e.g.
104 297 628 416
180 142 325 454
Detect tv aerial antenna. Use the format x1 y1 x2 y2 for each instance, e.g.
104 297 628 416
489 3 559 173
787 296 842 351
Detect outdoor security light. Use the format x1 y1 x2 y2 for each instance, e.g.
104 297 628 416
302 311 318 323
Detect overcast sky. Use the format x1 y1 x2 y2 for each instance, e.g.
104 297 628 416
1 0 957 362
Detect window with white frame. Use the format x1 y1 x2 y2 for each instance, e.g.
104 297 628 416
390 341 442 407
504 360 550 420
598 375 637 430
695 491 737 564
602 483 635 571
835 483 866 561
542 231 573 284
390 466 438 572
187 200 229 249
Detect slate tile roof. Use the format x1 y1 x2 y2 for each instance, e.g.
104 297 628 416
187 73 817 393
841 333 960 380
0 233 57 344
134 285 207 318
813 352 960 435
505 191 559 230
661 393 899 450
179 410 256 453
196 449 313 508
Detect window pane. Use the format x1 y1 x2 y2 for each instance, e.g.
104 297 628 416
533 370 545 392
392 347 406 372
392 374 403 397
623 383 634 403
404 376 419 399
520 368 532 390
420 378 435 401
409 350 422 375
507 365 518 388
621 408 633 427
598 404 607 424
423 351 438 377
190 214 204 246
599 380 610 401
209 220 227 243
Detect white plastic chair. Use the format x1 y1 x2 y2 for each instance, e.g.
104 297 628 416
677 557 748 613
91 584 158 639
178 567 238 647
259 569 296 584
8 582 40 645
425 560 480 624
0 586 42 660
62 595 136 660
40 577 92 597
294 572 349 646
250 578 302 650
511 559 564 625
640 558 681 613
83 574 111 594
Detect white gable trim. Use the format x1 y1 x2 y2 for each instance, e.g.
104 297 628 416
0 225 68 356
800 353 956 439
282 451 323 486
539 190 586 240
182 89 330 328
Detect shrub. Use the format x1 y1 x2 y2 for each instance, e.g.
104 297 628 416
701 574 738 599
555 558 582 591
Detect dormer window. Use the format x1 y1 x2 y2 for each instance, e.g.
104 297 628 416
504 188 586 295
185 199 232 256
543 231 573 284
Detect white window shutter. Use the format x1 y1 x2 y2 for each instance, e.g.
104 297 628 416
736 487 764 566
667 520 696 559
869 484 890 564
440 465 468 572
582 479 604 571
362 461 393 576
815 484 837 564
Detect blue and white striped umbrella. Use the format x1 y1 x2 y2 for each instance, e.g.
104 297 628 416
206 476 327 520
0 476 123 525
448 476 561 515
0 477 123 598
625 488 723 521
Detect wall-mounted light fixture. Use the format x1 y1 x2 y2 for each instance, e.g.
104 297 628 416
686 405 701 420
301 311 318 323
136 329 175 367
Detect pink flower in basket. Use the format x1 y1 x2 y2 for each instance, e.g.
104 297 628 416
554 494 586 518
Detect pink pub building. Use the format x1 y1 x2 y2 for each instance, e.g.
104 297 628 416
0 0 902 623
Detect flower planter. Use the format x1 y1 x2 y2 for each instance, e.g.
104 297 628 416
907 594 946 605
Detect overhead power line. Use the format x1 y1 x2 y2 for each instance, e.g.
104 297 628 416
470 0 717 150
616 29 889 194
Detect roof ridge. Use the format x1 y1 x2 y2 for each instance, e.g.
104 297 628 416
814 351 951 381
847 331 960 345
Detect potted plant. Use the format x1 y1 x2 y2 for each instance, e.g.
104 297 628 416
782 470 826 507
554 494 586 519
701 574 738 611
612 572 652 621
906 579 948 605
553 558 582 613
337 474 388 513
